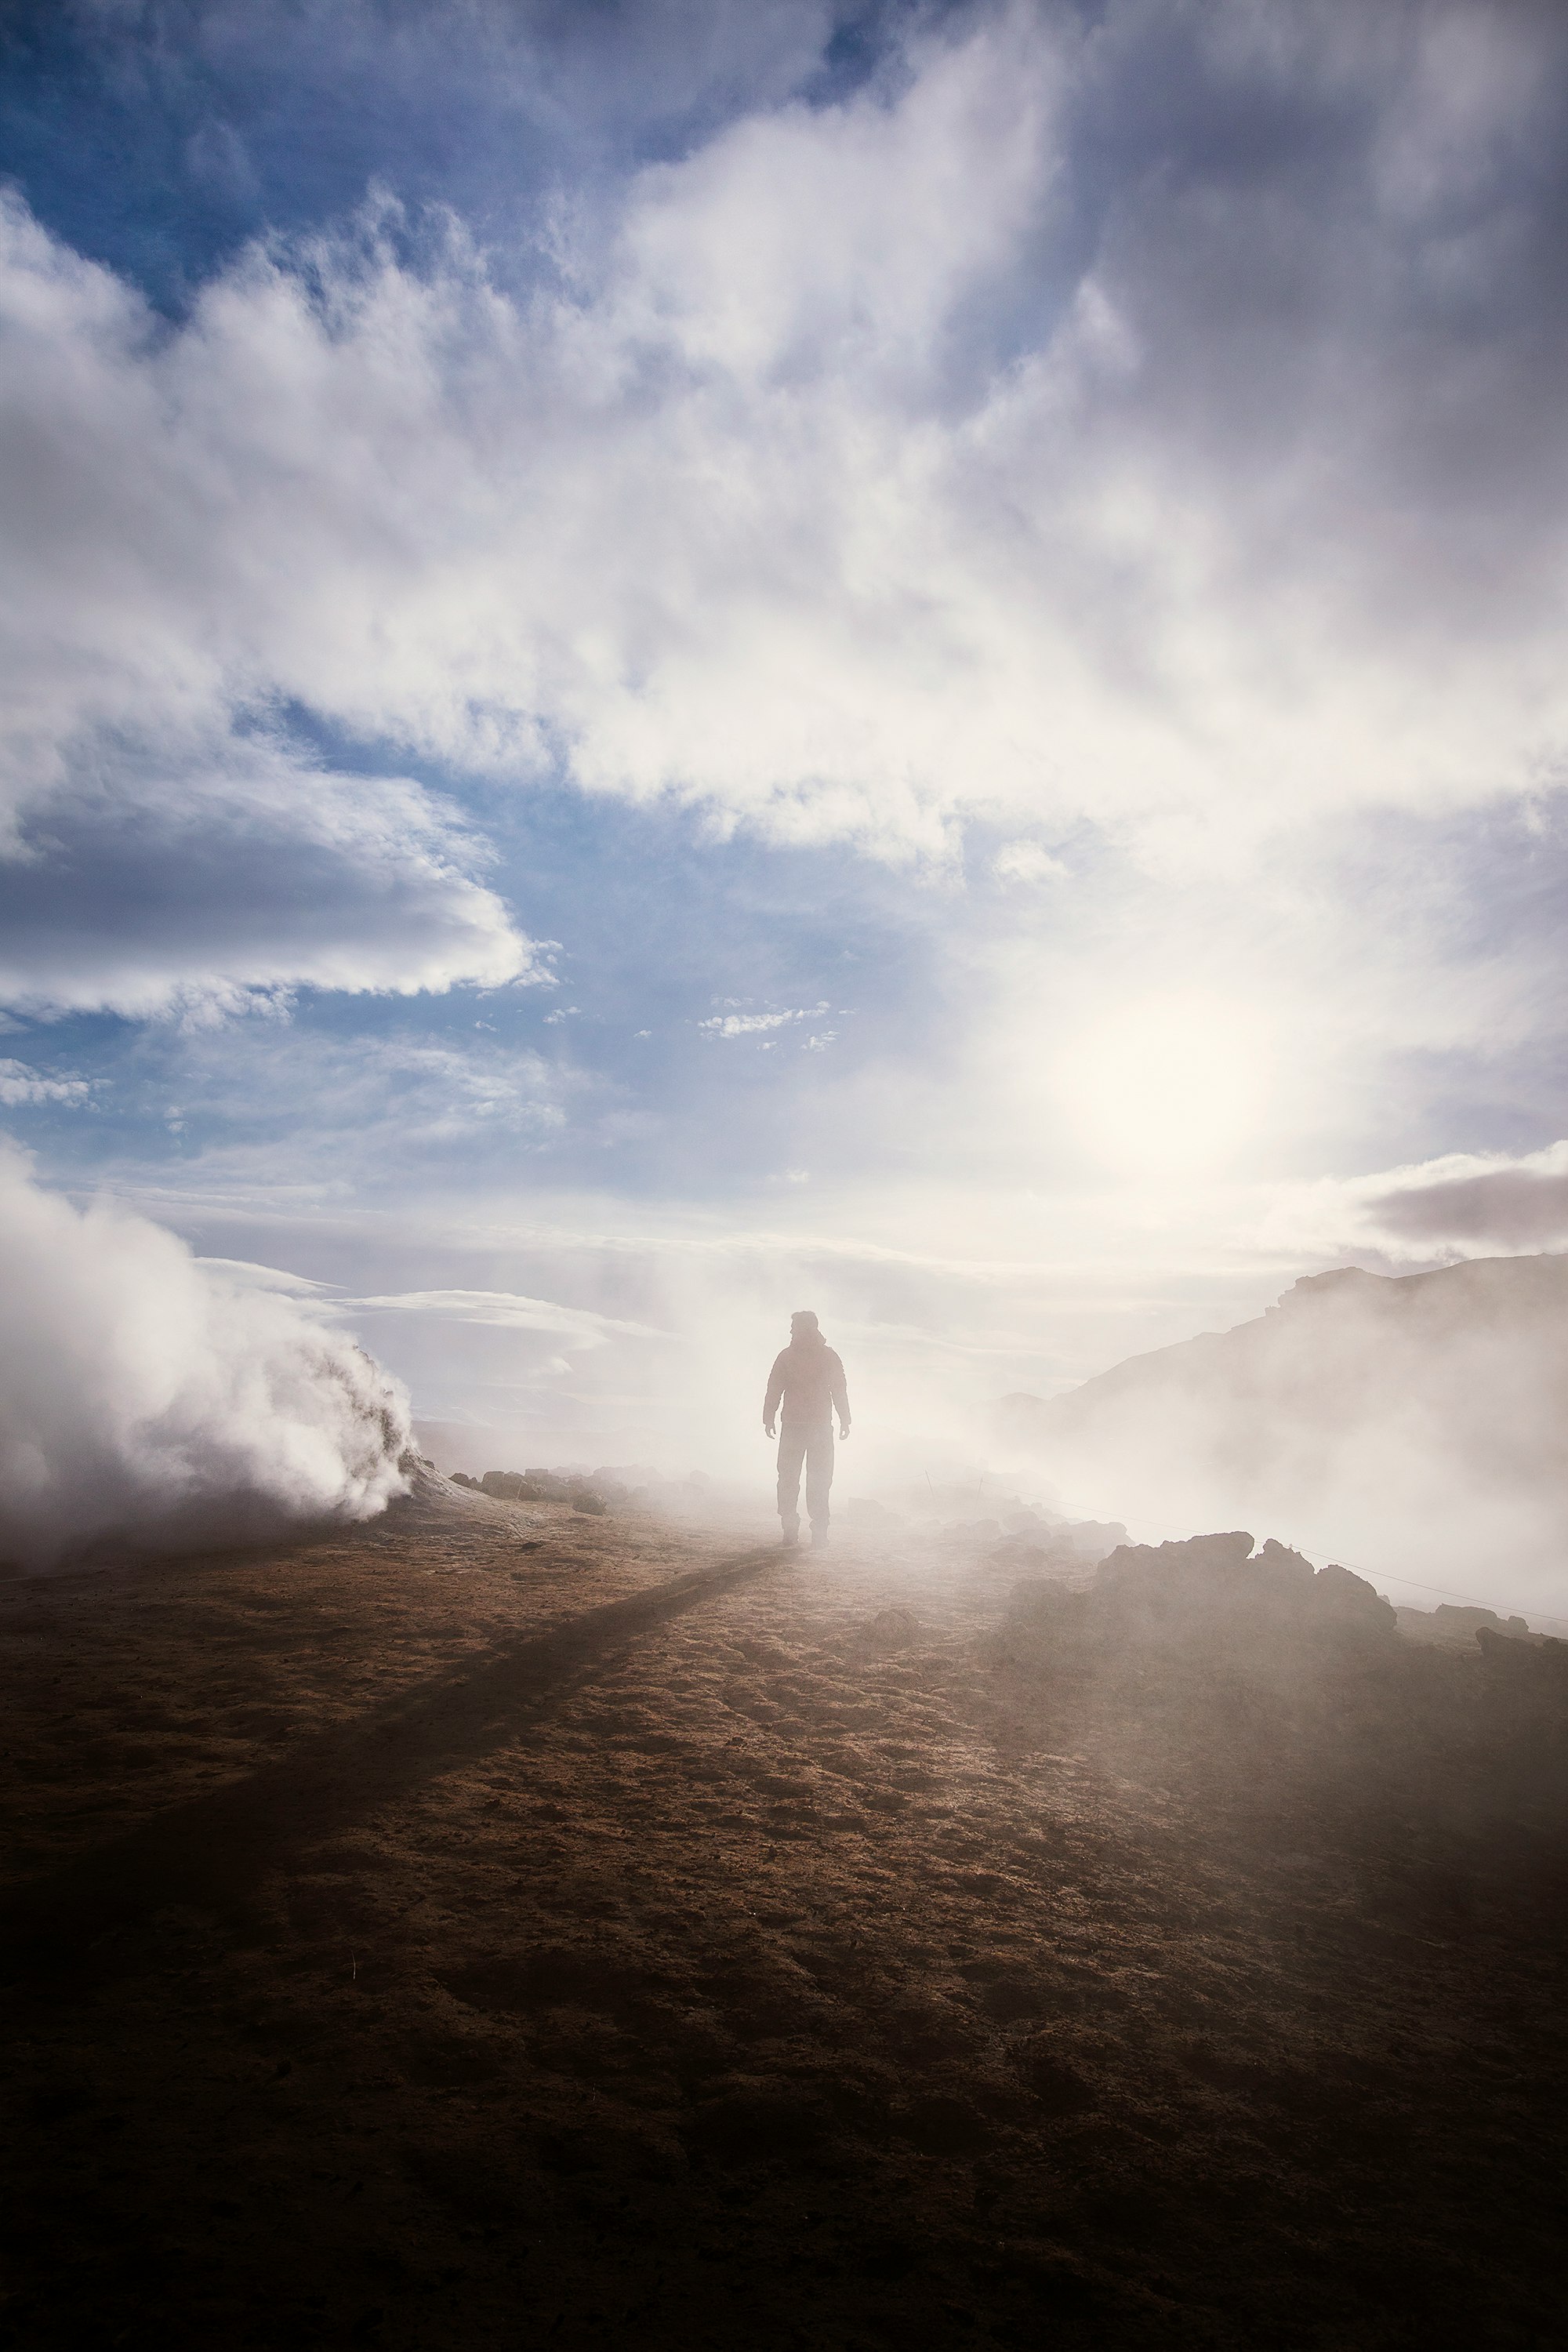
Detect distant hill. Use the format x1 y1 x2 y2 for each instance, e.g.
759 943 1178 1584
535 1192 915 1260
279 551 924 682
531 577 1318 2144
996 1254 1568 1615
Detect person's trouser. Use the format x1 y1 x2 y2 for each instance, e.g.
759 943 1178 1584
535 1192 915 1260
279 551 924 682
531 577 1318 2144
777 1415 834 1535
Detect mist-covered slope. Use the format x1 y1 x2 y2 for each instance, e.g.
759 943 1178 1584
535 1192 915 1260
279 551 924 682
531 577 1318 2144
996 1254 1568 1611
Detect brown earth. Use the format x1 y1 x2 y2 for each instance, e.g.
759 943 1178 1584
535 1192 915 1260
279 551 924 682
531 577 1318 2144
2 1480 1567 2350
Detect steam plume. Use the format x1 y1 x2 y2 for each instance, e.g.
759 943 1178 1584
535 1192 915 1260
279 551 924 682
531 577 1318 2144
998 1256 1568 1616
0 1152 410 1568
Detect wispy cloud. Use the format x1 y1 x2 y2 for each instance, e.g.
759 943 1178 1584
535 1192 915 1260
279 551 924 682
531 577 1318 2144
0 1058 95 1106
699 1002 831 1040
344 1287 664 1345
1369 1149 1568 1253
1260 1143 1568 1263
194 1256 341 1297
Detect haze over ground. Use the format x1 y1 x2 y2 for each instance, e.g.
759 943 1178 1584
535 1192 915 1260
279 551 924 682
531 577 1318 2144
4 1 1568 1601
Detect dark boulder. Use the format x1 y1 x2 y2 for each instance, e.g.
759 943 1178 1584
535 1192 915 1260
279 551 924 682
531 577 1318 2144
999 1530 1396 1664
1398 1602 1533 1647
477 1467 611 1512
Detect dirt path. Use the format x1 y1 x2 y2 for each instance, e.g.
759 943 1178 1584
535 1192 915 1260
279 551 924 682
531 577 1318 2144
2 1492 1566 2350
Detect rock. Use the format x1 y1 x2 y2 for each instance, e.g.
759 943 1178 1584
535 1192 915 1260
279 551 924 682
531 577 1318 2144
1309 1561 1397 1635
1067 1530 1397 1652
1476 1625 1568 1672
477 1467 610 1511
1252 1537 1318 1591
1398 1603 1534 1647
1095 1530 1258 1612
853 1606 924 1657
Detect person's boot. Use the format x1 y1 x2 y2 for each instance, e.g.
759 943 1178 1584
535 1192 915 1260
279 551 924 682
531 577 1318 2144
811 1523 829 1548
781 1516 800 1548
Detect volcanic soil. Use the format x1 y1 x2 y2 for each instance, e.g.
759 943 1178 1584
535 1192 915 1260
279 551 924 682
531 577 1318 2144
3 1479 1567 2350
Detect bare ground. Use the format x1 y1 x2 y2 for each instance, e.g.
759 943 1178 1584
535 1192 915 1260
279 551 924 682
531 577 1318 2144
3 1482 1567 2350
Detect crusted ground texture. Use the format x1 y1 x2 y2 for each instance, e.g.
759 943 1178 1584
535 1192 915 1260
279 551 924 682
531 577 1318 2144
3 1491 1566 2349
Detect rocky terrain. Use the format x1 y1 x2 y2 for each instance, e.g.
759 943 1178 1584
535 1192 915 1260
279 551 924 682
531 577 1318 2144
3 1483 1567 2349
996 1253 1568 1604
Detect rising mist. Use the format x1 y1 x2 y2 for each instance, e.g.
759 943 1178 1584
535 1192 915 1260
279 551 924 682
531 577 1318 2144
0 1154 411 1569
996 1254 1568 1619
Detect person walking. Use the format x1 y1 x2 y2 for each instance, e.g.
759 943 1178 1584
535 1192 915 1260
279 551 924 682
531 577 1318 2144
763 1310 851 1548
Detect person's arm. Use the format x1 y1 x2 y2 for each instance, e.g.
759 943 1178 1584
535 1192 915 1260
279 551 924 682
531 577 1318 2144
829 1351 851 1437
763 1351 786 1437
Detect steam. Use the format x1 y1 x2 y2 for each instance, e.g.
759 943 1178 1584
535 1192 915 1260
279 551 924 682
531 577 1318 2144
999 1258 1568 1619
0 1153 411 1569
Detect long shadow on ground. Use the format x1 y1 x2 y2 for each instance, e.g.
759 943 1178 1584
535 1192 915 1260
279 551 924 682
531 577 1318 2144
2 1547 778 1980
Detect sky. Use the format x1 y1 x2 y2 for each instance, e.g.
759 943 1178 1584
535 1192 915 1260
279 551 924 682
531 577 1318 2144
3 0 1568 1504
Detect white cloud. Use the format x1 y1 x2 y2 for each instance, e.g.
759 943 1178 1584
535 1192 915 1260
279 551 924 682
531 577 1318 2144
0 732 535 1017
1260 1141 1568 1264
5 0 1567 1008
0 1058 95 1106
289 1045 574 1174
43 1029 586 1214
0 201 532 1015
699 1001 829 1037
194 1255 341 1296
993 840 1068 884
700 1011 794 1036
345 1286 663 1345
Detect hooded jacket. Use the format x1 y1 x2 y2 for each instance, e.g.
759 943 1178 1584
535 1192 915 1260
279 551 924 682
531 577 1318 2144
764 1329 850 1428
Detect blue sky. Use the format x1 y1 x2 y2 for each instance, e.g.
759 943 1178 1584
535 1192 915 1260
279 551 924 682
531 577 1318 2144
4 0 1568 1481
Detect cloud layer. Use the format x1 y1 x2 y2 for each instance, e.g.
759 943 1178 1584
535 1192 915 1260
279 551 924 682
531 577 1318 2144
7 1 1568 1025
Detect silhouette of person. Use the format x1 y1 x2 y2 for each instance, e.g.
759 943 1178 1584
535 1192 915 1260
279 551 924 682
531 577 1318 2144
763 1310 851 1548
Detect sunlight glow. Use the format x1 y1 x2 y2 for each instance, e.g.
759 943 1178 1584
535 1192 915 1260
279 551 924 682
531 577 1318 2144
1055 993 1274 1174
